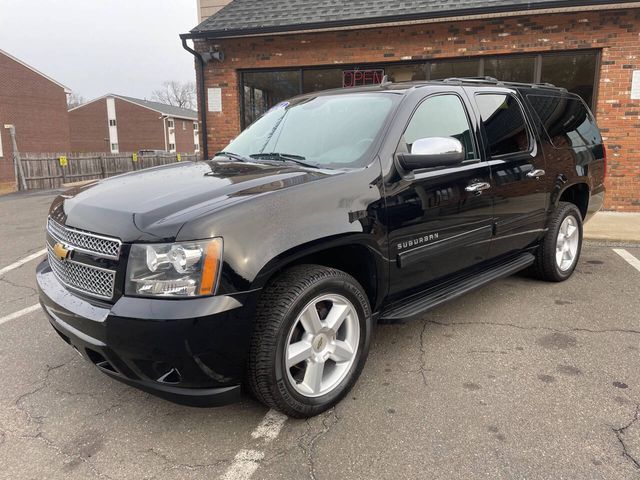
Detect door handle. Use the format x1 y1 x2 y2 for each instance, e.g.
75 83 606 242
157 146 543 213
527 169 546 179
465 182 491 194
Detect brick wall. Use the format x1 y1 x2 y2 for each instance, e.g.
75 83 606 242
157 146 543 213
114 98 166 153
197 9 640 211
173 118 198 153
0 52 70 193
69 99 109 153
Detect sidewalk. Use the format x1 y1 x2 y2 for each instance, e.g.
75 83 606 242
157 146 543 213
584 212 640 243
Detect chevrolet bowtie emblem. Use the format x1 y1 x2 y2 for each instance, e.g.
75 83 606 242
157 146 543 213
53 242 72 261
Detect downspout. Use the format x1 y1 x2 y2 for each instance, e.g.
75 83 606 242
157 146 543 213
181 36 209 160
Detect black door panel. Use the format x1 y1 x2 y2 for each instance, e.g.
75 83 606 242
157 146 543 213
397 224 493 269
384 91 493 297
471 90 549 257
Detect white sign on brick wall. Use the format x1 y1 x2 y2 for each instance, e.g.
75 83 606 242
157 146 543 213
632 70 640 100
208 88 222 112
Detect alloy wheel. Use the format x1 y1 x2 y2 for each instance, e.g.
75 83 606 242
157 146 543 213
285 294 360 398
555 215 580 272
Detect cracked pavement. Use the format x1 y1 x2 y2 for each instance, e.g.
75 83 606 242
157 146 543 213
1 191 640 479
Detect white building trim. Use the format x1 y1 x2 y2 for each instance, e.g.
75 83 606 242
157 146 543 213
106 97 119 153
167 117 176 153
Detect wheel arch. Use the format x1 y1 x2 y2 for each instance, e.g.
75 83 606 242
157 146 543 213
555 182 590 220
251 234 386 311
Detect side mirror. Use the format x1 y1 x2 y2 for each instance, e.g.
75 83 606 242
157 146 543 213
397 137 465 171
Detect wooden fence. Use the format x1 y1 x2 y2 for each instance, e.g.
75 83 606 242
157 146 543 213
20 152 200 190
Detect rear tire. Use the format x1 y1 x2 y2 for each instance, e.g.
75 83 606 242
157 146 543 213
246 265 372 418
532 202 583 282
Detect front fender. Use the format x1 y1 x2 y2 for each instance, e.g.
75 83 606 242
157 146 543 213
177 166 387 296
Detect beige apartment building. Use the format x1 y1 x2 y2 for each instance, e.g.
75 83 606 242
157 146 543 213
197 0 232 22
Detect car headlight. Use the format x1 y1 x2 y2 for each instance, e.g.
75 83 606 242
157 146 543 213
125 238 223 297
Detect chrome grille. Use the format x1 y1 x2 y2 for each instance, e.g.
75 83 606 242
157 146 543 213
47 218 121 259
47 246 116 300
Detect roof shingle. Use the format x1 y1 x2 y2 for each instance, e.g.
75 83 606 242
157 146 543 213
190 0 622 37
115 95 197 120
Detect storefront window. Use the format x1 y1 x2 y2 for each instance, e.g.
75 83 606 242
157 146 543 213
484 56 536 83
386 64 428 83
240 51 599 129
541 52 598 107
302 69 343 93
430 60 480 79
243 70 301 126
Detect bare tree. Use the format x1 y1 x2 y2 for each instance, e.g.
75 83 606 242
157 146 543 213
151 81 196 110
67 92 85 109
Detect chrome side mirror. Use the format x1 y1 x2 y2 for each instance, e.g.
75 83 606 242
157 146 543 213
397 137 465 171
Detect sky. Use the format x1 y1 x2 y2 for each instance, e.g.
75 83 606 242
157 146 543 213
0 0 200 101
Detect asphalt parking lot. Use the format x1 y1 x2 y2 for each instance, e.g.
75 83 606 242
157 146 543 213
1 191 639 480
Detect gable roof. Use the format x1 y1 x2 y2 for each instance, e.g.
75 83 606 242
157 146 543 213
188 0 630 38
116 95 198 120
0 48 71 94
69 94 198 120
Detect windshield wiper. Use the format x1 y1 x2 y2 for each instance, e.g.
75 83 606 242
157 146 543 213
249 153 320 169
215 151 252 163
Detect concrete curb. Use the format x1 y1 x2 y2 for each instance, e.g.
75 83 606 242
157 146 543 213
584 212 640 244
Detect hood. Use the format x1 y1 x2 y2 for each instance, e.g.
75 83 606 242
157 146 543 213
50 160 336 241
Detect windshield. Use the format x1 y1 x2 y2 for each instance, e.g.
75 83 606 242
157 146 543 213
224 93 397 168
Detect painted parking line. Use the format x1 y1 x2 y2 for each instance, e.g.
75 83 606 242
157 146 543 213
250 408 288 441
0 248 46 277
220 409 288 480
0 304 41 327
221 450 265 480
613 248 640 273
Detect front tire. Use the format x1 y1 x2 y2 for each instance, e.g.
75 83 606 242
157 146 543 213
246 265 372 418
533 202 583 282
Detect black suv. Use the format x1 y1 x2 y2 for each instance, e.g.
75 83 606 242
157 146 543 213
37 78 606 417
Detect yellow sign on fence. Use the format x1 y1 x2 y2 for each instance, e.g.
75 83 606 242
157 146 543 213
132 153 138 162
59 156 68 167
177 154 181 162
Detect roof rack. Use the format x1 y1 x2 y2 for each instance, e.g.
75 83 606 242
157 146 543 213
443 76 500 84
438 77 567 92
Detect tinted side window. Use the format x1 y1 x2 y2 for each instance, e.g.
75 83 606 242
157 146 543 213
475 94 530 157
403 94 476 161
527 94 601 149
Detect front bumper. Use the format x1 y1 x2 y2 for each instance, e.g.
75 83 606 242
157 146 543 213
36 259 257 407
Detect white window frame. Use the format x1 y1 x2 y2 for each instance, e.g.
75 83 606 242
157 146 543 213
106 97 119 153
193 122 199 131
167 119 175 129
169 143 176 152
0 131 3 157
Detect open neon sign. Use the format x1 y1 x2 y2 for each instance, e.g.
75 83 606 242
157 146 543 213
343 69 385 87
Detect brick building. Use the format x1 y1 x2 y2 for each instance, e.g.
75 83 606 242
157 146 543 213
183 0 640 211
69 94 200 154
0 49 71 193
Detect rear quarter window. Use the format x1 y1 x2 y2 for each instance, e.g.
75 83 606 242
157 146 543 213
527 94 602 149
